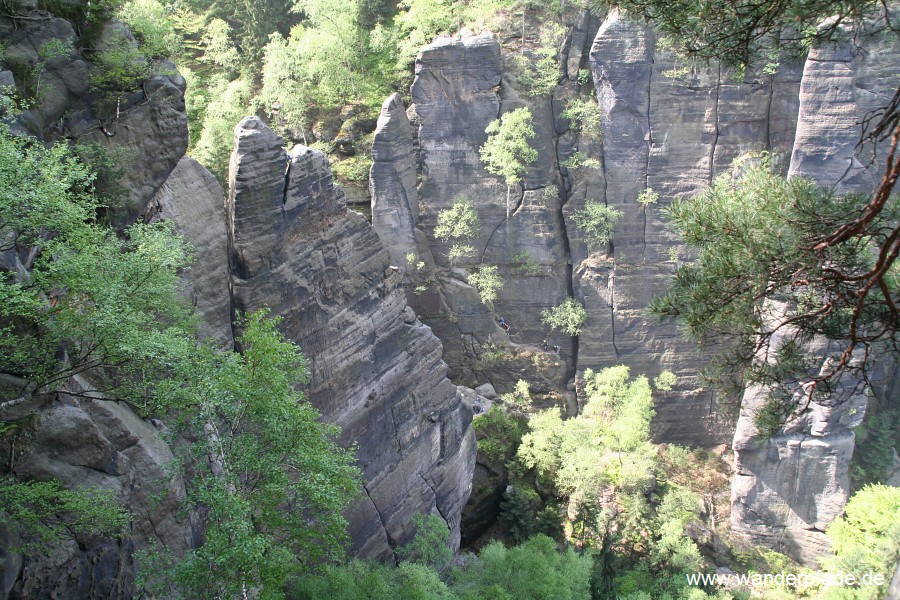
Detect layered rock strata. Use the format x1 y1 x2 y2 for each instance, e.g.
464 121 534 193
731 21 900 565
582 9 804 444
145 156 232 348
372 12 803 446
227 116 475 559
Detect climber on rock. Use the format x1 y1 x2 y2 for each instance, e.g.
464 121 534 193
498 316 511 335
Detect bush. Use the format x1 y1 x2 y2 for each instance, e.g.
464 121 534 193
435 196 480 264
541 297 587 336
571 202 621 249
468 265 504 307
653 371 677 391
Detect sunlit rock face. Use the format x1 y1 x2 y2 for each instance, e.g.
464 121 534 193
731 20 900 566
226 116 476 559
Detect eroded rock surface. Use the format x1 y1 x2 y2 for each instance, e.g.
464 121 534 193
0 378 195 599
730 22 900 565
146 156 232 348
227 117 476 559
1 14 188 227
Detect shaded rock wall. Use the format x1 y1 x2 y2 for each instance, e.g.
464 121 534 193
145 156 233 348
227 116 475 559
0 377 195 599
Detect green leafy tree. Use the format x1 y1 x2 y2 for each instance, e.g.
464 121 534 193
0 478 129 552
451 534 593 600
141 311 360 598
472 404 527 464
0 127 193 409
822 484 900 600
291 559 457 600
542 297 588 336
508 23 564 97
650 161 900 429
570 202 621 250
561 97 603 137
652 370 677 391
468 264 504 308
500 379 532 409
434 196 481 264
117 0 181 58
497 485 537 544
479 107 538 218
397 513 454 572
191 74 253 182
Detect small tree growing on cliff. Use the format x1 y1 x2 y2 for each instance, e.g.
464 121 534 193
434 195 480 264
542 297 588 336
571 201 621 251
468 264 504 308
479 107 538 219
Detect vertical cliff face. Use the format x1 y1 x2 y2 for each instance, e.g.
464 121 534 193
370 8 898 563
584 9 804 445
226 117 475 559
372 10 801 446
730 21 900 565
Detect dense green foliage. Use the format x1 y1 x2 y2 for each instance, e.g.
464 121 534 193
0 126 192 403
472 404 527 463
514 366 711 598
823 484 900 600
571 202 622 250
480 107 538 188
143 312 360 598
0 478 129 551
542 297 588 336
468 264 505 308
292 532 593 600
650 161 900 431
435 196 481 264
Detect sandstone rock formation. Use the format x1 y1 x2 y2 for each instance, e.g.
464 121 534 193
730 21 900 565
0 377 195 599
372 11 802 447
227 116 475 559
370 9 897 561
0 14 188 228
145 156 232 348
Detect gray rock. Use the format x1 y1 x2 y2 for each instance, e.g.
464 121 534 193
371 92 434 273
145 156 232 348
731 20 900 565
583 9 802 445
80 72 188 228
0 377 194 598
227 116 476 559
474 383 498 399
